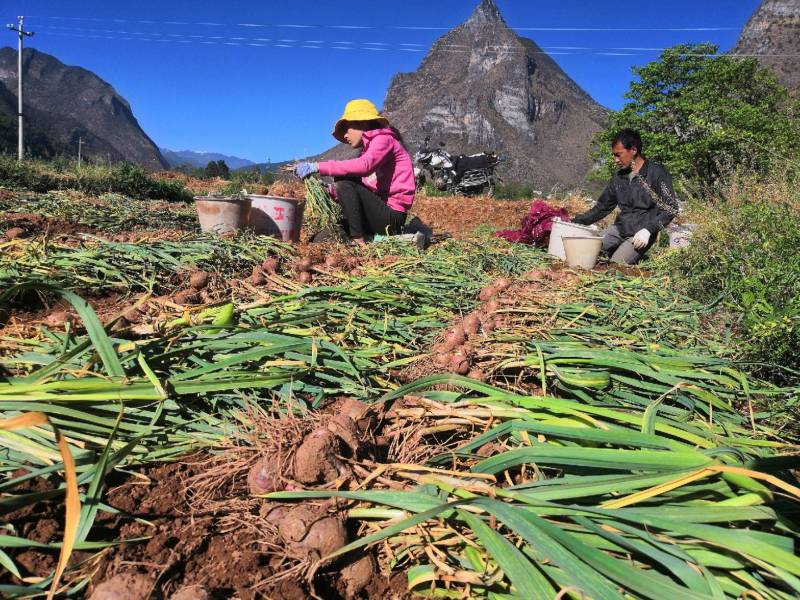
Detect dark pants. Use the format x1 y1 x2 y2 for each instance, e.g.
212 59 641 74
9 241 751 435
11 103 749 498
601 224 655 265
335 178 406 239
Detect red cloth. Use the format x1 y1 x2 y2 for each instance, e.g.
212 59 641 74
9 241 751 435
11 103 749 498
495 199 570 247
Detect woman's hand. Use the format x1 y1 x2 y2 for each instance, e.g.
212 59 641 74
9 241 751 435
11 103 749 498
294 162 319 179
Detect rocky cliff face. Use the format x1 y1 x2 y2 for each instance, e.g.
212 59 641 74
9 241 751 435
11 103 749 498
382 0 607 188
0 47 167 169
734 0 800 95
315 1 607 188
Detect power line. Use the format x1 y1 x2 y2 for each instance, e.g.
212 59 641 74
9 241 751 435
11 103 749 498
35 29 800 59
33 23 736 47
26 14 741 33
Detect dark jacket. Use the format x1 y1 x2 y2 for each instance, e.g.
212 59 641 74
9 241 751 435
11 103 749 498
573 160 678 238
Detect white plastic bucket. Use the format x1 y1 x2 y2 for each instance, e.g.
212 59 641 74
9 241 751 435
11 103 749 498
548 220 600 260
248 195 305 243
563 236 603 270
194 196 251 235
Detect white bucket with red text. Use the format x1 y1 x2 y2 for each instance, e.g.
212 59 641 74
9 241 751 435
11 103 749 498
247 195 305 243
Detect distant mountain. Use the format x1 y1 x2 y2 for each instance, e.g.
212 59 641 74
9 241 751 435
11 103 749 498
161 148 256 170
233 160 293 175
734 0 800 95
0 47 167 169
315 0 608 189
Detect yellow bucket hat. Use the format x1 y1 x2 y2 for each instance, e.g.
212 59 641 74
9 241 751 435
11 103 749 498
332 99 390 143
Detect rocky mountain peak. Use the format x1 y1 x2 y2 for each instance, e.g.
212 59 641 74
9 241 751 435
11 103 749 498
734 0 800 94
378 0 607 188
466 0 504 26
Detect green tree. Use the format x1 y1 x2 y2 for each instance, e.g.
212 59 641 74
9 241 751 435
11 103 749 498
203 160 219 179
595 43 800 183
215 159 231 180
203 159 230 179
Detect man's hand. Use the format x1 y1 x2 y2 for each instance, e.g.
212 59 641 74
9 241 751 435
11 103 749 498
632 228 651 250
294 162 318 179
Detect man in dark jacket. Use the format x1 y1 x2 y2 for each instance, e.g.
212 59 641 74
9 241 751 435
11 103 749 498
572 129 678 264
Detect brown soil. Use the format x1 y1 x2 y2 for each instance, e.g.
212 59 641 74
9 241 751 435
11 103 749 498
3 472 61 580
50 455 409 600
410 193 590 239
88 460 277 599
0 293 130 354
0 212 97 237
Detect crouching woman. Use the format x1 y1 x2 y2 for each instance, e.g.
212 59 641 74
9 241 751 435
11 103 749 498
294 99 415 245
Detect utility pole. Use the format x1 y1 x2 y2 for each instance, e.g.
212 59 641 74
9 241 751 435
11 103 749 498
77 137 84 169
6 16 34 162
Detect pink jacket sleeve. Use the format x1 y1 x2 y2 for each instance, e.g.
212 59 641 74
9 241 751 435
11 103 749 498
318 135 393 177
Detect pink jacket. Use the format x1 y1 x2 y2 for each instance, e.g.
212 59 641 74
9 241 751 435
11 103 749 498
318 128 415 212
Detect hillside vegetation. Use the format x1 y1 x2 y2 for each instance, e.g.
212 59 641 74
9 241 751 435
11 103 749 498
656 166 800 383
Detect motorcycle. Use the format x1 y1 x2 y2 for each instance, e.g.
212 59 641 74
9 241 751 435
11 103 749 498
413 137 504 197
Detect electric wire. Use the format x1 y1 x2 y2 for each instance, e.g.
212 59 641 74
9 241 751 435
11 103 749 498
25 14 742 33
31 28 800 59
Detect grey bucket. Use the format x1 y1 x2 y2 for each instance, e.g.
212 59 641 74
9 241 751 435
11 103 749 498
194 196 252 235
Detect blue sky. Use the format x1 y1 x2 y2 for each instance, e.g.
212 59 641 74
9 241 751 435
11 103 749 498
3 1 760 163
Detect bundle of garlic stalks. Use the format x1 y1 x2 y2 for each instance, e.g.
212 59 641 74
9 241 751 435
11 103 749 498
302 176 344 241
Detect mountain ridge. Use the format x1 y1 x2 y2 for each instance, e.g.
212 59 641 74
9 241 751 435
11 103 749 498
160 148 256 170
0 47 167 168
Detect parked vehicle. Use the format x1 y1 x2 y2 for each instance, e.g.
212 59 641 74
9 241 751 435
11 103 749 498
413 137 504 197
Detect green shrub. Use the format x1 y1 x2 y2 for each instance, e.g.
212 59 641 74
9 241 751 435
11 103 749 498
493 183 535 200
0 154 191 202
213 168 267 195
657 174 800 382
422 181 448 197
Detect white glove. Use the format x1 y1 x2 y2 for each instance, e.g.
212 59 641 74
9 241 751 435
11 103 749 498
632 228 651 250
